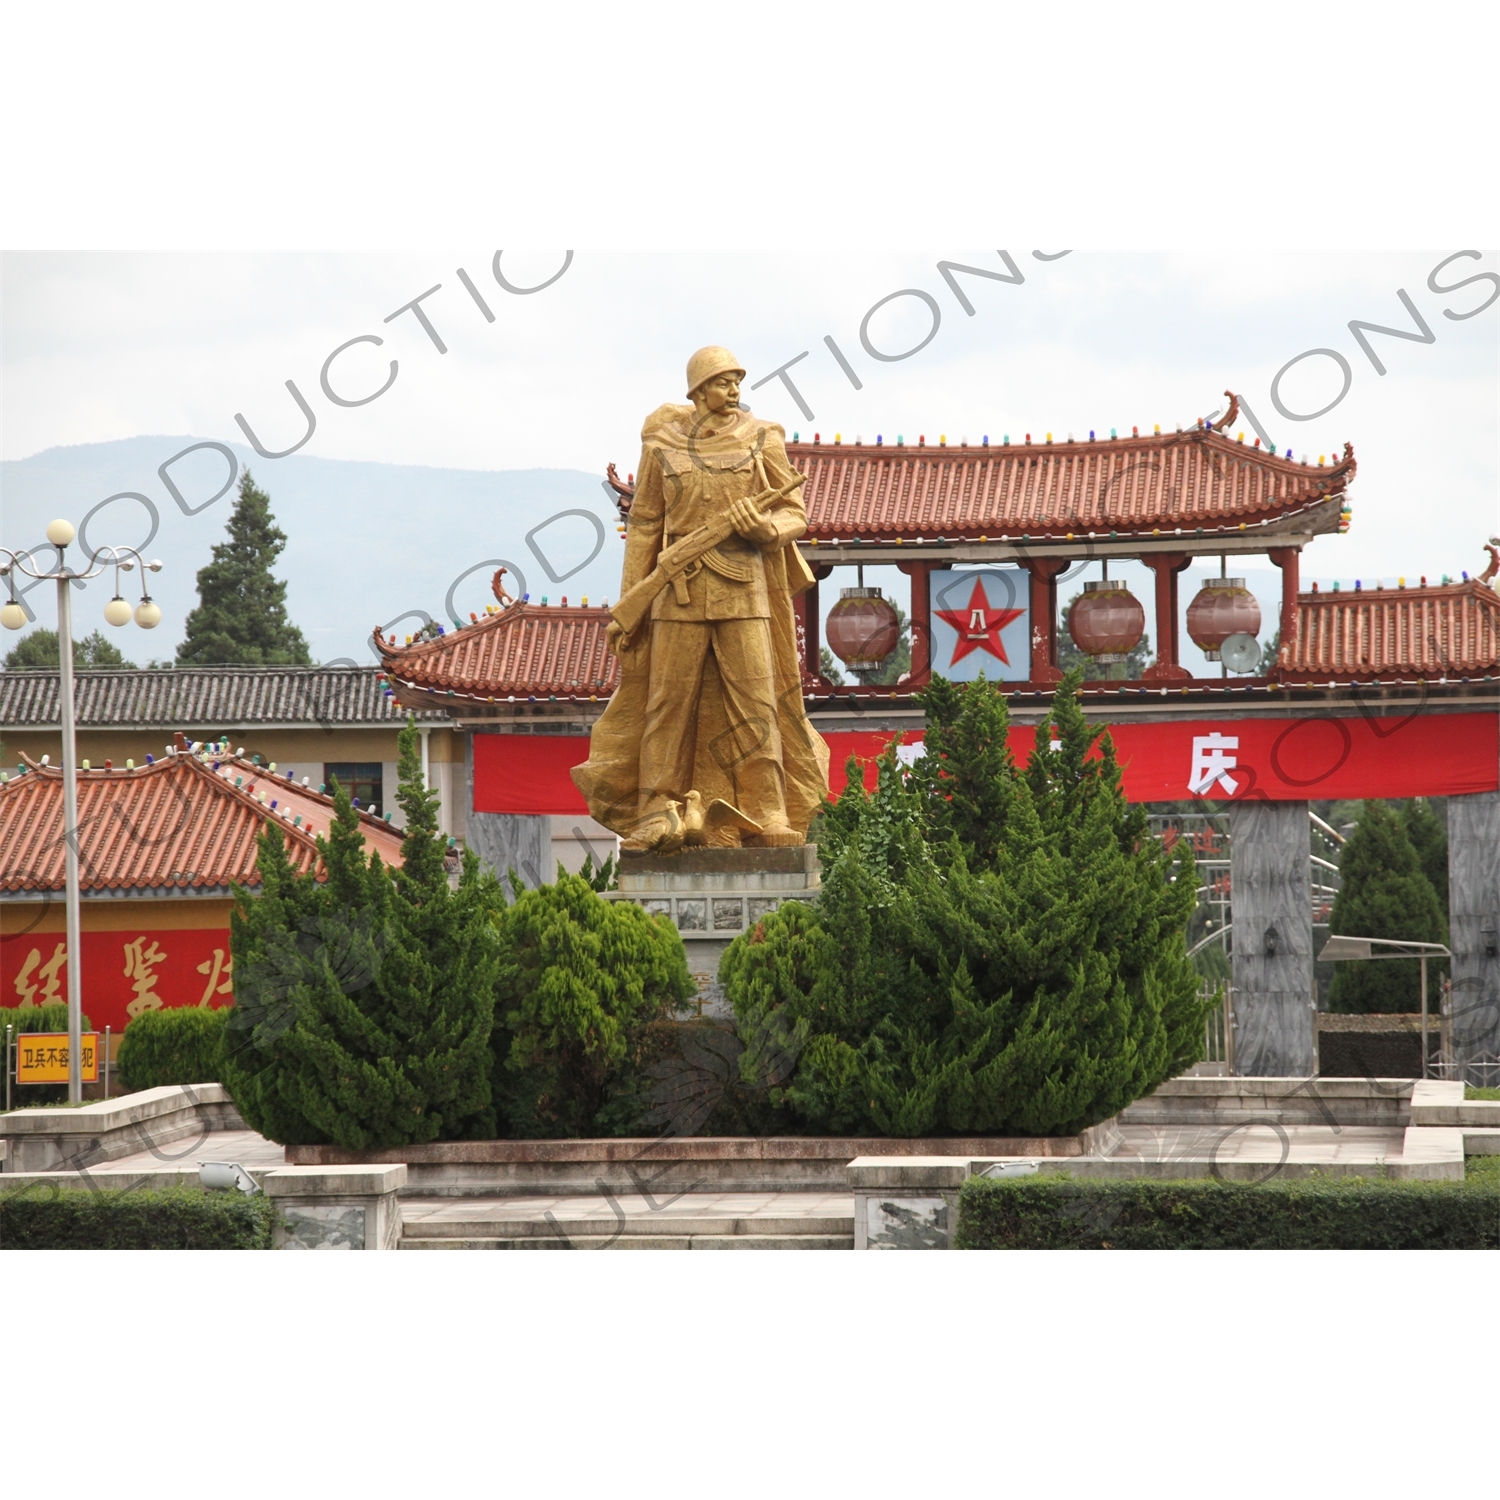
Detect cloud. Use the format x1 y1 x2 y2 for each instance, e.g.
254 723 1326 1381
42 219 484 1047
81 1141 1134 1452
2 249 1494 663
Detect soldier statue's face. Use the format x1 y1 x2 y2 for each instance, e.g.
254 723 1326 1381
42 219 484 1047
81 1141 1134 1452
692 370 741 415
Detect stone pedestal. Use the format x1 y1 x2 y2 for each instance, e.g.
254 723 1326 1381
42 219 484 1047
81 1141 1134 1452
263 1164 407 1250
608 845 822 1017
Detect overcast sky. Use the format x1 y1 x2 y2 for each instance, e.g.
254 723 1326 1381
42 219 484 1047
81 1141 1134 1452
3 249 1495 594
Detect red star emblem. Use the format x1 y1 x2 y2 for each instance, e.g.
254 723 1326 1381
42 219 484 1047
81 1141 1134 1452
934 578 1025 665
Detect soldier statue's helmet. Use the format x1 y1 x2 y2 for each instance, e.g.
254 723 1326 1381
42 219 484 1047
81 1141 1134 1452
686 346 745 398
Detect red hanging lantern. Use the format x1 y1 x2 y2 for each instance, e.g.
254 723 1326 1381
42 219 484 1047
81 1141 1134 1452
1186 578 1261 661
1068 580 1145 663
826 586 899 672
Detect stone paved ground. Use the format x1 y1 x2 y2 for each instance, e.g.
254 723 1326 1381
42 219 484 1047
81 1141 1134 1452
99 1128 287 1175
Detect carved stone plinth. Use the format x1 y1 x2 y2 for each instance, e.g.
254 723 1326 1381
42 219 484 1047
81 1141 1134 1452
607 845 822 1017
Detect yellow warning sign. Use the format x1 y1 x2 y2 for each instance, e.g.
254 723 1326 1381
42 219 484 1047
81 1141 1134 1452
15 1032 99 1084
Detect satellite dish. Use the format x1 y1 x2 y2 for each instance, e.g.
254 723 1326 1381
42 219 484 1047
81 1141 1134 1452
1220 632 1262 674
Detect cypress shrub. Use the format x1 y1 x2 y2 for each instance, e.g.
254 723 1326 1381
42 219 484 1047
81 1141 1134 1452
1401 797 1448 916
0 1185 276 1249
221 718 501 1147
117 1006 227 1090
954 1172 1500 1250
719 671 1206 1137
1328 800 1448 1013
493 873 694 1137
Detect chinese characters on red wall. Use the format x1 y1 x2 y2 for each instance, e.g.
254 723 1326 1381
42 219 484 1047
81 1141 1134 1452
1 928 234 1032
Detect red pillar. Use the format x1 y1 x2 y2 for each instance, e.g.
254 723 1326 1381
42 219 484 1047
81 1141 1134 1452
1268 546 1300 673
802 565 833 684
1024 558 1068 684
897 560 932 687
1141 552 1193 682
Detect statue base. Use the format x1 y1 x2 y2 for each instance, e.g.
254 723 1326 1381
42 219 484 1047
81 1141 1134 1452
607 845 822 1018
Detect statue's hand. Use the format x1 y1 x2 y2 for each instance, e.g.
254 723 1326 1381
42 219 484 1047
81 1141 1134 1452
605 621 630 658
727 495 778 544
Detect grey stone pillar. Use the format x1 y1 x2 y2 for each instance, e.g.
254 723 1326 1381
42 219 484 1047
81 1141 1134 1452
1231 801 1314 1076
468 812 548 897
1448 790 1500 1073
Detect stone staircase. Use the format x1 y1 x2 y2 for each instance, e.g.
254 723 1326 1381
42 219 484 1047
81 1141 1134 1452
397 1192 854 1249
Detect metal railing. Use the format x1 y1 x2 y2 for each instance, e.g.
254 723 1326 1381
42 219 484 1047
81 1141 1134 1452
1425 1051 1500 1089
1202 982 1233 1070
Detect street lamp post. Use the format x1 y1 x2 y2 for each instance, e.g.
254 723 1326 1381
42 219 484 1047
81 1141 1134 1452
2 521 163 1103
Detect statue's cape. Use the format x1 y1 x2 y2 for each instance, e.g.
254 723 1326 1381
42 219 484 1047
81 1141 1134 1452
572 406 828 836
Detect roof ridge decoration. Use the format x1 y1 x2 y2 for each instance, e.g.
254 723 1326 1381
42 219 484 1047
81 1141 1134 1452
605 392 1356 546
378 598 618 705
1300 575 1500 601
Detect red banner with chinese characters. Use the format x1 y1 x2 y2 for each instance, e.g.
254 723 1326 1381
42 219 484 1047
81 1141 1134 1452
0 928 234 1035
471 713 1498 814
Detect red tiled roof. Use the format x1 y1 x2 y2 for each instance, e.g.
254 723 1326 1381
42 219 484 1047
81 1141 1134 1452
378 603 618 705
1281 579 1500 682
0 750 406 896
791 431 1355 542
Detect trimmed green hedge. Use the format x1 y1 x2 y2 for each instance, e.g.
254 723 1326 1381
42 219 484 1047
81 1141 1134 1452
118 1007 227 1092
954 1173 1500 1250
0 1185 275 1249
2 1002 95 1105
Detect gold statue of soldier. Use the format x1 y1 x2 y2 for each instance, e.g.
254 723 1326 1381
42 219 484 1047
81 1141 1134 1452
573 346 830 851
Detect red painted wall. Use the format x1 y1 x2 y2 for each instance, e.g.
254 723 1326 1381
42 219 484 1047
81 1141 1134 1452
1 927 233 1035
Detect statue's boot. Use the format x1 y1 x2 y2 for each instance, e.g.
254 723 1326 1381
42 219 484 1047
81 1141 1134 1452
745 823 803 847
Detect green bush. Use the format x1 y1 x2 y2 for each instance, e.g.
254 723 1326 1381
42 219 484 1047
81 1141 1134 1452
719 672 1206 1138
493 873 694 1137
0 1185 276 1249
954 1173 1500 1250
2 1002 95 1106
222 718 501 1148
118 1006 227 1090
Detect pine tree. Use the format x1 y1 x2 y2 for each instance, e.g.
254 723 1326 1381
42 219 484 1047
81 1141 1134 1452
912 670 1016 867
1327 800 1448 1014
1400 798 1448 917
721 670 1206 1137
223 719 500 1146
176 471 310 666
4 627 136 670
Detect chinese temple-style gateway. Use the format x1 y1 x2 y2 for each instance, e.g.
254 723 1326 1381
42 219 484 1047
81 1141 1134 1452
373 402 1500 1078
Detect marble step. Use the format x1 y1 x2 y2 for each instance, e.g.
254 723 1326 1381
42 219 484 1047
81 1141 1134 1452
403 1212 854 1240
401 1232 853 1250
